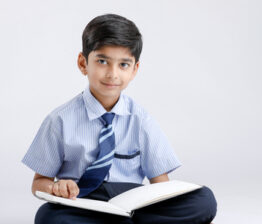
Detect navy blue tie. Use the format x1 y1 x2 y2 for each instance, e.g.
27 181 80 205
77 112 115 198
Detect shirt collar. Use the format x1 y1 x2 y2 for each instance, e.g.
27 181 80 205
82 85 130 121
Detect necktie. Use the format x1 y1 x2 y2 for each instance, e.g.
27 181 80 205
77 112 115 198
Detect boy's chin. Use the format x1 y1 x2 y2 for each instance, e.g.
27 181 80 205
99 89 121 97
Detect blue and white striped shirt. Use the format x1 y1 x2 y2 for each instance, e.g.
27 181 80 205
22 85 182 184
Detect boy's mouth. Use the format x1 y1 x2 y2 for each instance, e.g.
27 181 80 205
101 82 120 87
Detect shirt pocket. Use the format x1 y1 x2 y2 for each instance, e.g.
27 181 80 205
113 149 141 171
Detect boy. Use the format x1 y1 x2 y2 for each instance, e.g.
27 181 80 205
22 14 217 224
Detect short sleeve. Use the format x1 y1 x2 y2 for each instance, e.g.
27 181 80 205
22 115 64 177
139 114 182 179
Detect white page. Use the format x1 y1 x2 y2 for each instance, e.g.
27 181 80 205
109 180 202 212
35 191 130 217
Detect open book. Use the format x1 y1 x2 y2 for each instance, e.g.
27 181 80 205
35 180 202 217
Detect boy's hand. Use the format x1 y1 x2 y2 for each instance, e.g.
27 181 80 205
52 179 79 200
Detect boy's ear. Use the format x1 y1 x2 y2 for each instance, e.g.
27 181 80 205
131 61 140 80
77 52 88 75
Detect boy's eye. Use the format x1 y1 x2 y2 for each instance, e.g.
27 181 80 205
98 59 107 65
120 63 129 68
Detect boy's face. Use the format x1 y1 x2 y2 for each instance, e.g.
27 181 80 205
78 45 139 102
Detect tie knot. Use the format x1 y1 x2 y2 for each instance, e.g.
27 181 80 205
101 113 115 126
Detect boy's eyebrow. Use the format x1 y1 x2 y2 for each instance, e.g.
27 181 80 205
95 54 134 63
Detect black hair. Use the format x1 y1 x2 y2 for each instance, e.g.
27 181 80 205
82 14 143 63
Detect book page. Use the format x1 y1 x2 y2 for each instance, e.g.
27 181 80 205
35 191 130 217
109 180 202 212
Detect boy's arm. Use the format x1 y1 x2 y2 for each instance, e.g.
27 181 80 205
32 173 55 195
149 173 169 184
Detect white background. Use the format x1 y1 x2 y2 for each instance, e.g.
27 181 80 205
1 0 261 223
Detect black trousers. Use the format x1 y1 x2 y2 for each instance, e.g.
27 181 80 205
35 182 217 224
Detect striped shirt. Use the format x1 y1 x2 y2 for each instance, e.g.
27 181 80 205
22 85 182 184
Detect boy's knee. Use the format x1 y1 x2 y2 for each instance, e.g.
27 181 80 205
197 186 217 221
35 203 61 224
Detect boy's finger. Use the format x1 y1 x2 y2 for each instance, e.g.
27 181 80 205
75 185 80 197
68 183 78 198
52 182 61 197
59 180 69 198
67 181 79 199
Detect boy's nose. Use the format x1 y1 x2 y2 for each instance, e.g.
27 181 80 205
106 65 118 79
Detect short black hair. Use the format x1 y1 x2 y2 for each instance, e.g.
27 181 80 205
82 14 143 63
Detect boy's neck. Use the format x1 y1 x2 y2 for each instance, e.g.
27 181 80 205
100 97 119 112
89 88 120 112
